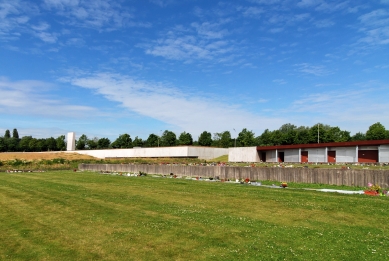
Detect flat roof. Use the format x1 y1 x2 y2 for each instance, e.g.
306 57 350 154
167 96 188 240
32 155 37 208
256 139 389 151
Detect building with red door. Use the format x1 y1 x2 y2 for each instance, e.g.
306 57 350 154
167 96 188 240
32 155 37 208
228 140 389 163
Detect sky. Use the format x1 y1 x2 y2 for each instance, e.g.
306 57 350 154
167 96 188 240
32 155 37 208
1 0 389 142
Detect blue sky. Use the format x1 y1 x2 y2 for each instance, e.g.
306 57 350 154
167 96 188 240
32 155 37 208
1 0 389 142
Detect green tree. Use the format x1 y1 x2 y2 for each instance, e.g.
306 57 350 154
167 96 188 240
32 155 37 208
76 134 88 150
236 128 255 147
256 129 273 146
145 134 159 147
86 137 99 150
212 131 232 148
97 138 111 149
133 136 144 147
366 122 387 140
56 135 66 151
4 129 11 139
36 139 48 151
293 126 310 144
198 131 212 146
111 134 133 148
178 132 193 145
28 138 39 152
161 130 177 146
6 138 19 152
351 132 366 141
324 127 350 142
0 137 7 152
12 128 19 139
46 137 58 151
19 136 33 152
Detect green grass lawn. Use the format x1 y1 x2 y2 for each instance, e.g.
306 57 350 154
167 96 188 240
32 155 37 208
1 171 388 260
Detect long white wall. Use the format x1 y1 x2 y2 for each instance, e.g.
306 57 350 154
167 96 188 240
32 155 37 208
228 147 260 162
66 146 228 160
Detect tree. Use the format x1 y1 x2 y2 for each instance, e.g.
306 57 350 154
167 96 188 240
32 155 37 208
145 134 159 147
198 131 212 146
56 135 66 151
212 131 232 148
293 126 310 144
6 138 19 152
28 138 39 152
86 137 99 150
160 130 177 146
97 138 111 149
36 139 48 151
324 127 350 142
12 128 19 139
256 129 273 146
366 122 386 140
19 136 33 152
351 132 366 141
133 136 144 147
0 137 7 152
46 137 58 151
236 128 255 147
111 134 132 148
76 134 88 150
4 129 10 138
178 132 193 145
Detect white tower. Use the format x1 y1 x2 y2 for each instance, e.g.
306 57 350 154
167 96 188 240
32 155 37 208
67 132 76 151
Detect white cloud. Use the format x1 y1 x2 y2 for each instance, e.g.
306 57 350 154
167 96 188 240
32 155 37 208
294 63 330 76
273 79 287 85
314 19 334 28
0 76 96 118
290 85 389 132
43 0 135 30
64 72 284 136
358 9 389 45
144 23 234 62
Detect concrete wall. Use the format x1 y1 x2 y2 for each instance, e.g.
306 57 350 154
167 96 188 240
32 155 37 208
266 150 277 162
229 147 260 162
79 164 389 187
332 147 357 162
380 145 389 162
307 148 326 163
67 146 228 160
284 149 299 162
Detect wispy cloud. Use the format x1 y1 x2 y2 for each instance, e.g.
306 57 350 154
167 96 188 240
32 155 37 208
43 0 135 30
290 83 389 132
273 79 287 84
358 9 389 45
294 63 330 76
64 72 284 136
144 22 234 63
0 76 96 117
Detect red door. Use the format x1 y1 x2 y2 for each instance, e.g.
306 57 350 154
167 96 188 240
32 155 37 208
328 151 336 163
301 151 308 163
358 150 378 163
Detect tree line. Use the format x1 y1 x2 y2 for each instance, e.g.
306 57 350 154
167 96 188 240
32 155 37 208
1 122 388 152
0 129 66 152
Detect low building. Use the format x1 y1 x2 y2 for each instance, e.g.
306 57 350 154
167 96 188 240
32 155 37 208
229 140 389 163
